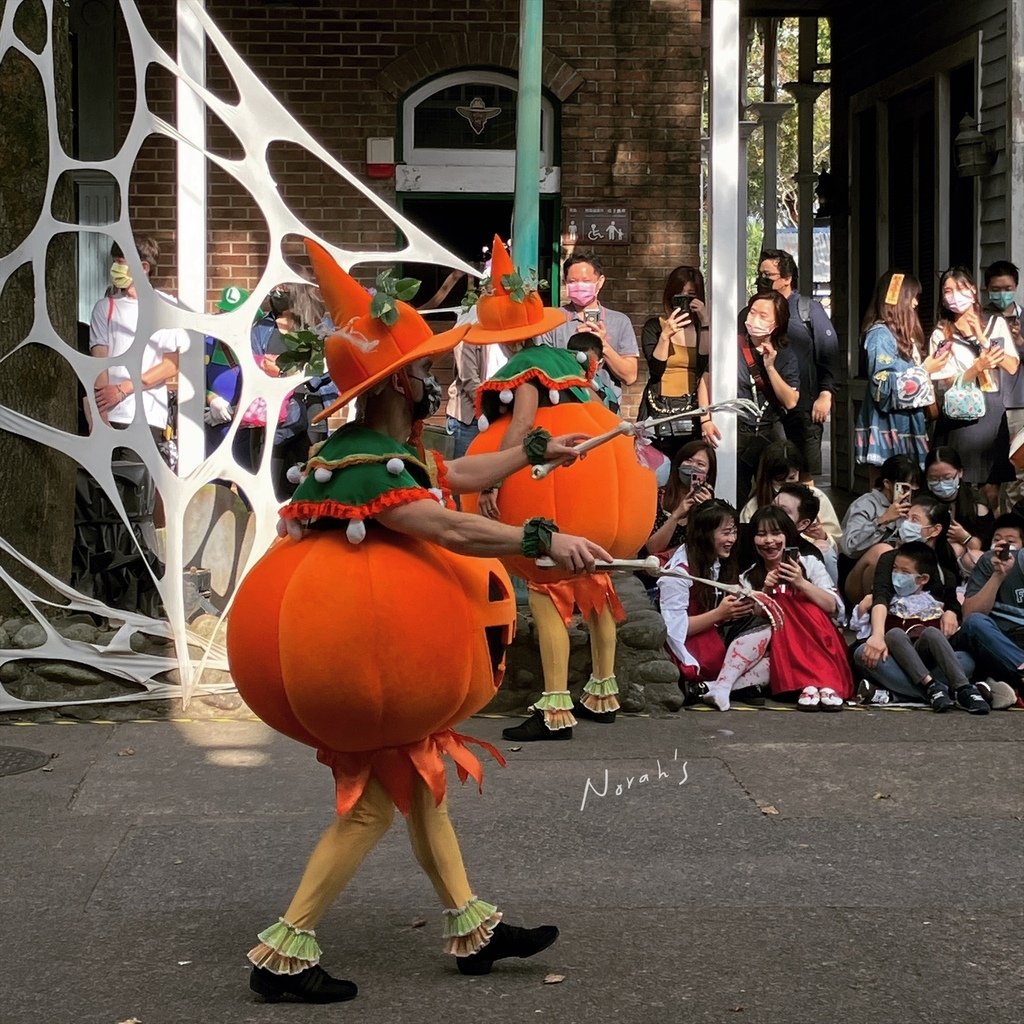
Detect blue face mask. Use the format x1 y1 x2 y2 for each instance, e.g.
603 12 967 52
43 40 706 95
928 478 959 500
988 290 1017 311
898 519 923 543
891 572 920 597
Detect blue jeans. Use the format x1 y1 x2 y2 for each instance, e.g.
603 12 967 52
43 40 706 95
446 417 480 460
853 640 975 701
954 614 1024 681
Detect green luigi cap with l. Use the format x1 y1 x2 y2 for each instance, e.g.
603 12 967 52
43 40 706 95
217 285 250 312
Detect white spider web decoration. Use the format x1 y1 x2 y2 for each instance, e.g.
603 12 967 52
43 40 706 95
0 0 476 711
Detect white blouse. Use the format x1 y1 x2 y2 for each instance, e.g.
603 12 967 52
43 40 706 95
658 545 722 669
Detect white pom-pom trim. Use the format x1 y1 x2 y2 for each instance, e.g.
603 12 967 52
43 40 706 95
429 487 444 504
386 457 405 475
346 519 367 544
477 414 490 431
285 518 304 541
314 467 333 483
499 388 514 405
576 351 589 364
286 464 303 484
549 389 560 405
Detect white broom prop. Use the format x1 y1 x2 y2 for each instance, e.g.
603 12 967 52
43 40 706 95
530 398 762 480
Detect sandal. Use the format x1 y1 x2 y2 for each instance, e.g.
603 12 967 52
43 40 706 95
818 687 844 712
797 686 820 711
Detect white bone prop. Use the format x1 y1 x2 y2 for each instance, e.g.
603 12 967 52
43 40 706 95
529 399 763 480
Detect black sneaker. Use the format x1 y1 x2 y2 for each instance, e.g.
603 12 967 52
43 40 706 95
680 680 708 707
926 681 954 713
501 710 572 741
731 686 766 707
955 685 990 715
249 964 357 1003
573 702 616 724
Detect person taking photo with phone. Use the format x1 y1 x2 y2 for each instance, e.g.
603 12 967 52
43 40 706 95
645 440 717 555
638 265 710 458
537 251 638 410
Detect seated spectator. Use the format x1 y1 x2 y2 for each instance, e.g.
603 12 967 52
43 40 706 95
955 513 1024 702
853 494 963 698
851 542 981 712
646 440 716 555
659 500 772 711
773 482 838 585
742 505 853 710
923 445 993 574
739 440 841 548
841 454 921 604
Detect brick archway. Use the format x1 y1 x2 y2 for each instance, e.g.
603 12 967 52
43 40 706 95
377 32 584 102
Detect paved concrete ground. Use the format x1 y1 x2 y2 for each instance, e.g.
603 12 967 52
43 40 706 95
1 706 1022 1024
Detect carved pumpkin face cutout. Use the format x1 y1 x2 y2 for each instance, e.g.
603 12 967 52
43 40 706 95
227 530 516 753
463 402 657 582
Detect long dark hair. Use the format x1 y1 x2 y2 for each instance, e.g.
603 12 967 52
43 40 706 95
862 269 925 363
661 265 707 311
749 440 804 508
909 493 957 584
662 439 718 512
936 266 981 341
923 445 991 537
744 291 790 345
684 500 739 614
742 504 822 591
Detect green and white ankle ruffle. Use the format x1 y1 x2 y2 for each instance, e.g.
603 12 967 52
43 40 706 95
248 918 321 975
582 675 620 713
442 896 502 956
530 689 576 730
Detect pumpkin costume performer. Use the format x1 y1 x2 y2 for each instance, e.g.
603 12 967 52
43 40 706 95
462 238 657 742
227 240 610 1004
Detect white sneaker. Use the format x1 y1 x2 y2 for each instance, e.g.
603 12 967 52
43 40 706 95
978 678 1017 711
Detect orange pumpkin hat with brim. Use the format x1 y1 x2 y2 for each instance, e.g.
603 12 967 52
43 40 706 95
463 235 567 344
306 239 470 423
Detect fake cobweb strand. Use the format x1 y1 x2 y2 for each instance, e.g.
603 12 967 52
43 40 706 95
0 0 476 707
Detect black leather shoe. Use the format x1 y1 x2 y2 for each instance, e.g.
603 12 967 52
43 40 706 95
249 964 358 1003
456 921 559 976
501 711 572 741
731 686 766 707
573 701 616 724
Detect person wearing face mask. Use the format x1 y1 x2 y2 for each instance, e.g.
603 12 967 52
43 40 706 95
738 439 842 549
638 265 711 458
840 454 921 605
645 440 717 556
854 271 939 481
854 495 965 702
929 266 1019 509
88 236 189 463
756 249 838 484
701 291 799 503
923 446 993 574
851 542 984 712
536 252 639 410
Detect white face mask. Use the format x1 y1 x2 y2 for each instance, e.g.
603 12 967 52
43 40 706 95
944 289 974 315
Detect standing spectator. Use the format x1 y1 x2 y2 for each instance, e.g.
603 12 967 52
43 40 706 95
854 271 940 474
757 249 838 482
929 266 1019 507
742 505 854 710
659 500 773 711
923 446 993 573
91 236 187 451
701 291 799 502
955 513 1024 701
536 251 639 408
841 454 920 604
446 337 510 458
638 265 710 458
984 260 1024 505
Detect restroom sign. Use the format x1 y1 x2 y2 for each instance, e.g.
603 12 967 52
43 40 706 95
564 205 630 245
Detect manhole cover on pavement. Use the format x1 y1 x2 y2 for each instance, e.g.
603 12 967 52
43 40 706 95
0 745 51 777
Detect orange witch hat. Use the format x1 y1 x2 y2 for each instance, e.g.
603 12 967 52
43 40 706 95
463 235 567 344
306 239 469 422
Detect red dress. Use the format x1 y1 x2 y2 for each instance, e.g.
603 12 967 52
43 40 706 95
766 587 854 699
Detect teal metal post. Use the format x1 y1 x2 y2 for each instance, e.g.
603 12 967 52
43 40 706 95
512 0 543 275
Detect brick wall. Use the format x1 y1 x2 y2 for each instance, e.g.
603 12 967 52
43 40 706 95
118 0 704 414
